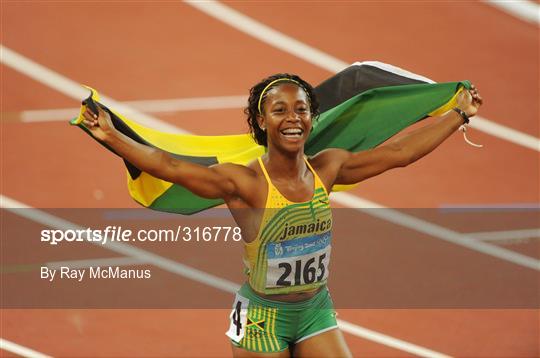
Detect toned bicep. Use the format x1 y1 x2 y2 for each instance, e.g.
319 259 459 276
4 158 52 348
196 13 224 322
334 144 408 185
163 158 239 199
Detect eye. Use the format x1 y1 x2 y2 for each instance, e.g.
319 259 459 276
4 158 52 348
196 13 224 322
272 107 285 114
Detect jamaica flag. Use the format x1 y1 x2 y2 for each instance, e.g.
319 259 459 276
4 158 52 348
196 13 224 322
71 61 469 214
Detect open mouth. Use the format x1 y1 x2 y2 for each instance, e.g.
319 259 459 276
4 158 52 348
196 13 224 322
280 128 304 139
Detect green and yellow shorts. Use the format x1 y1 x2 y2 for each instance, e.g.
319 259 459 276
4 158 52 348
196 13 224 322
225 283 338 353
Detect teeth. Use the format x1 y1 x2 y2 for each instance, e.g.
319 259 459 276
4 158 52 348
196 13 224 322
281 128 303 135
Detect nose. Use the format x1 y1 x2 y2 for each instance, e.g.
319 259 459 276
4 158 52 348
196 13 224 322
286 111 301 123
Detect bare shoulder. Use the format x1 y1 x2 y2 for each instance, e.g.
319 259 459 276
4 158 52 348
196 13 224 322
307 148 351 192
211 160 266 206
308 148 351 172
210 161 257 177
210 162 260 190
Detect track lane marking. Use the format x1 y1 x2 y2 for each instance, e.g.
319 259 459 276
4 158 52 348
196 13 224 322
0 338 52 358
0 194 451 358
184 0 540 152
2 95 248 123
1 45 538 270
331 192 539 271
338 321 450 358
467 228 540 241
470 116 539 151
1 195 239 294
483 0 540 24
0 45 185 134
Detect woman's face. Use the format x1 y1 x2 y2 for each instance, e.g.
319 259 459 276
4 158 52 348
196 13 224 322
258 83 312 153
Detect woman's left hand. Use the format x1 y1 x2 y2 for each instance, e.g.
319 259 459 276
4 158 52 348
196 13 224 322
457 84 484 117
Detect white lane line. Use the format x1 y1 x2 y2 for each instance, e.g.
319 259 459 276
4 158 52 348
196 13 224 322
483 0 540 24
0 45 185 134
331 192 540 271
0 338 52 358
0 194 449 358
5 95 248 123
467 228 540 241
1 45 537 271
185 1 346 73
1 195 239 294
471 116 539 151
337 321 451 358
7 107 540 153
184 0 540 152
122 95 247 113
46 256 148 270
3 42 539 152
10 104 540 152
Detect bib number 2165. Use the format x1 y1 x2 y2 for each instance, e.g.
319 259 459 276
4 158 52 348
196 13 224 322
269 251 330 287
277 253 327 286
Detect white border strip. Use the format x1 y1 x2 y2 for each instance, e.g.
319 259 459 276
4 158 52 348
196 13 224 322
483 0 540 24
353 61 435 84
294 325 339 344
0 14 533 358
0 338 52 358
1 194 449 358
184 1 540 153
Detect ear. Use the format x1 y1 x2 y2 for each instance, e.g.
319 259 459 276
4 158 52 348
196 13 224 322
256 114 266 131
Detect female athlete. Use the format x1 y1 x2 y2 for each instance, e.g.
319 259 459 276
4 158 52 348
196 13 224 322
81 74 482 357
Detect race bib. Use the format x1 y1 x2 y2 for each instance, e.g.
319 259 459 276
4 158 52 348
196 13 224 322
266 232 331 288
225 293 249 343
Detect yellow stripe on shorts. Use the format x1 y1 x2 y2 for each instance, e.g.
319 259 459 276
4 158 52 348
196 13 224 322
265 307 275 351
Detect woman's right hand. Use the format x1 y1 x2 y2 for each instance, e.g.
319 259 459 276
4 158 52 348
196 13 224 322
82 105 115 142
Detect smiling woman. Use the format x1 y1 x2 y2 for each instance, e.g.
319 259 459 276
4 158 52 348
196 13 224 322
80 73 482 357
244 74 319 149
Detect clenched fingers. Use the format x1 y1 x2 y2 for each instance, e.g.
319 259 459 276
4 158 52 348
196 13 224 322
82 109 99 127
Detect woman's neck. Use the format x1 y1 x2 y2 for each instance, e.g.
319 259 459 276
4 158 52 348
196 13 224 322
264 147 306 181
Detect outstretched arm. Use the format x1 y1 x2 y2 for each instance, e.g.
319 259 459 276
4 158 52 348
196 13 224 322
328 85 483 186
81 106 242 200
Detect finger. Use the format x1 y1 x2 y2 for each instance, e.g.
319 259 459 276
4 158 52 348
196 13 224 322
473 94 483 106
83 110 95 121
86 109 98 119
85 104 98 117
465 90 473 102
83 119 95 127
